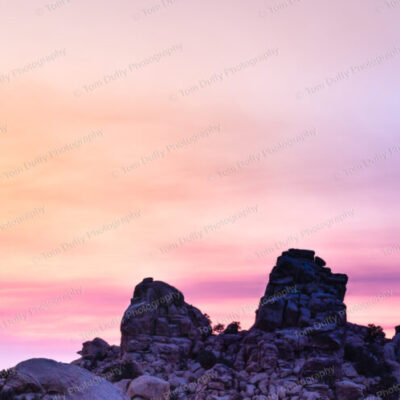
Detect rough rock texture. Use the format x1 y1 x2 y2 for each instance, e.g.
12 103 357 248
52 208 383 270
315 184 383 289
254 248 348 332
127 375 169 400
2 249 399 400
0 358 129 399
120 278 210 353
78 337 111 360
335 380 365 400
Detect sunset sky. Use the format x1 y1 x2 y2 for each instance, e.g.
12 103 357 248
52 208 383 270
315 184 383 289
1 0 400 369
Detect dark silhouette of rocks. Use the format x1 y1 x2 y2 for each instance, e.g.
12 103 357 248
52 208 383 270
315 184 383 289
0 358 128 399
120 277 210 352
1 249 399 400
254 249 348 332
253 249 349 353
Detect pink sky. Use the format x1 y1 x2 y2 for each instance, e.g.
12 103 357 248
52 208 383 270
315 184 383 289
0 0 400 369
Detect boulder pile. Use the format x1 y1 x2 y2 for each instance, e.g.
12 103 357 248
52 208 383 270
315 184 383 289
1 249 399 400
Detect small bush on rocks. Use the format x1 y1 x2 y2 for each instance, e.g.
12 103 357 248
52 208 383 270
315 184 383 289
366 324 386 345
213 323 225 334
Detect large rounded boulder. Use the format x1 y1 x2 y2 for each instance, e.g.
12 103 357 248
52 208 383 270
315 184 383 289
0 358 129 399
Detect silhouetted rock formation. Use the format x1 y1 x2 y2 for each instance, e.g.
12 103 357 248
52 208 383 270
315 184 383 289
254 249 348 331
253 249 349 353
120 278 210 353
0 358 128 399
1 249 399 400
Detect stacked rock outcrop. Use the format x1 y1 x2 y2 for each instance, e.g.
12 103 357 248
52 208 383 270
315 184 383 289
253 249 349 353
121 277 210 345
254 249 348 332
1 249 400 400
118 278 211 381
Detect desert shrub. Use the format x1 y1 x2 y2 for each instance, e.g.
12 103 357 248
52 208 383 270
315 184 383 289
231 321 241 330
204 313 212 325
197 350 217 370
0 368 14 379
366 324 386 344
213 323 225 334
224 321 241 334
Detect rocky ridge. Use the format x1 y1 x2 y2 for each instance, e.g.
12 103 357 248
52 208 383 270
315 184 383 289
1 249 400 400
